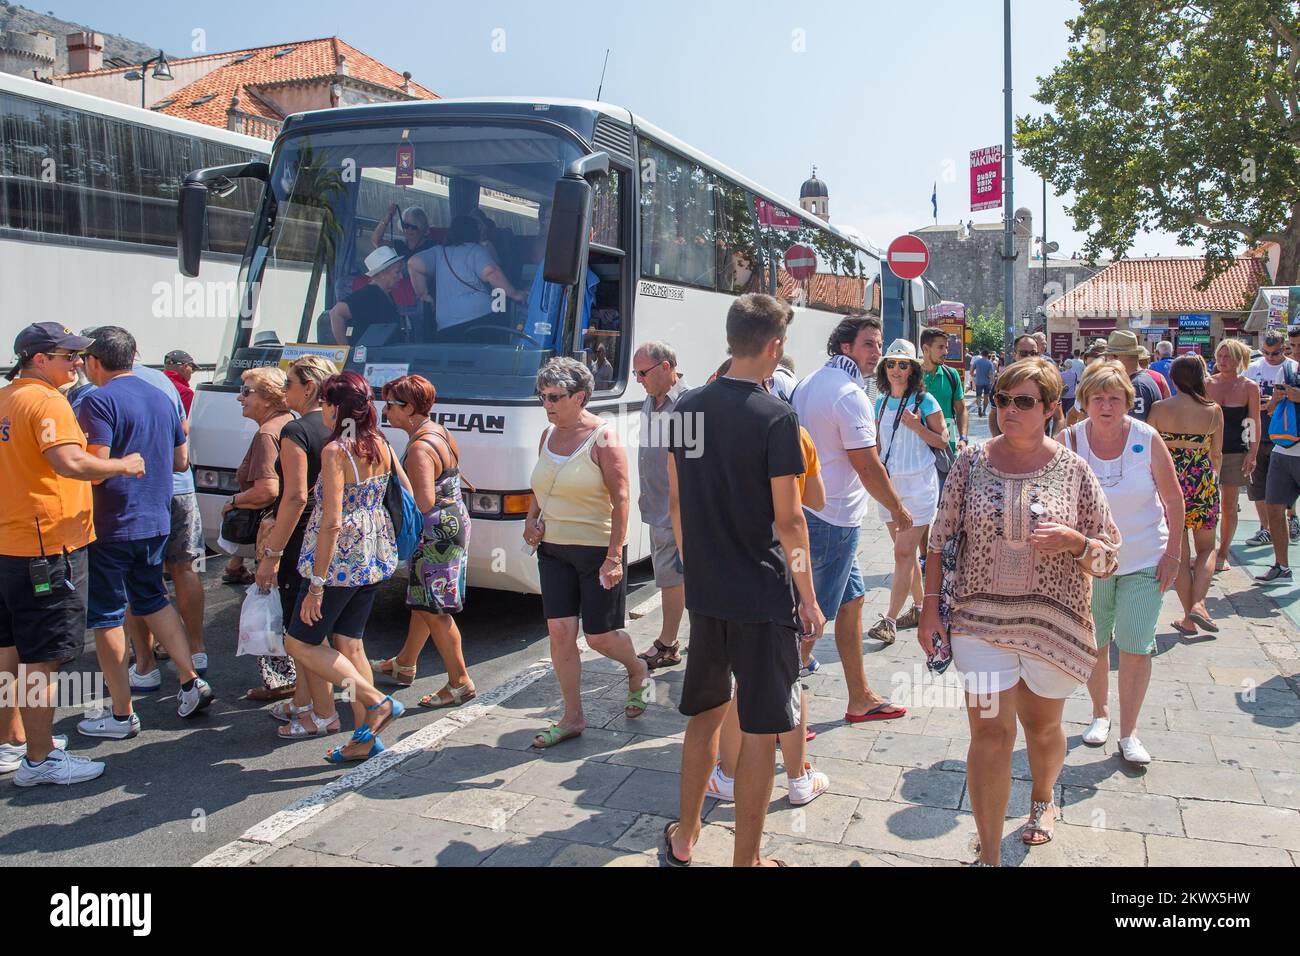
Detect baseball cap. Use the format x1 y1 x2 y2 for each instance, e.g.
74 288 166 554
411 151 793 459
165 349 195 366
7 322 94 380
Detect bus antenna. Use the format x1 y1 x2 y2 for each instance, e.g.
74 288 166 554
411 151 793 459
596 49 610 101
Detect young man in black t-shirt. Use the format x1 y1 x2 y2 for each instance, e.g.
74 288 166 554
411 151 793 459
664 293 826 868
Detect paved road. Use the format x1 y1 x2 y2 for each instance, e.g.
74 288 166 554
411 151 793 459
0 560 657 866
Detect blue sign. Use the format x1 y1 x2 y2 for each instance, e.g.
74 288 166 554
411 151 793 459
1179 313 1211 330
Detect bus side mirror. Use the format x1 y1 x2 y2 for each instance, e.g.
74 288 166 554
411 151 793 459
543 177 593 287
178 180 208 278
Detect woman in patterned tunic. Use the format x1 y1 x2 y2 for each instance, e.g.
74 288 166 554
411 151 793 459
919 357 1121 866
371 375 476 709
1148 355 1223 636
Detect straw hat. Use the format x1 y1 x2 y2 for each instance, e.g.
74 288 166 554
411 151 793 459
882 339 921 365
1104 330 1142 357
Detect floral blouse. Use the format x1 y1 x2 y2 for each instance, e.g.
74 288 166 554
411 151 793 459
297 444 398 588
927 443 1122 683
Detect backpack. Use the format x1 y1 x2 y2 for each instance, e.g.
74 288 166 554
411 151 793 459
382 442 424 560
1270 363 1300 448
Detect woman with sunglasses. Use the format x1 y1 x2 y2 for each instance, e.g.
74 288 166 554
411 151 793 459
919 357 1120 864
866 340 949 646
371 375 476 710
227 368 296 699
524 357 647 749
1148 355 1224 636
252 355 342 735
1060 361 1183 765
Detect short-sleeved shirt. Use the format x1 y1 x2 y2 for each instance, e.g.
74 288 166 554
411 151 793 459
77 374 185 542
0 377 95 557
792 363 878 528
413 243 496 329
133 363 193 496
237 411 293 492
342 283 400 346
1060 364 1079 398
638 379 687 528
274 410 332 535
875 391 943 476
971 357 994 387
796 426 820 503
924 364 963 452
1128 370 1162 422
671 377 804 625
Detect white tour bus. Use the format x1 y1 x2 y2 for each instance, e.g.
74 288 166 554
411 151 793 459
178 97 886 593
0 71 267 372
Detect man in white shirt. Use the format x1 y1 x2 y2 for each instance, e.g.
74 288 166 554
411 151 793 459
793 315 910 722
1249 329 1300 581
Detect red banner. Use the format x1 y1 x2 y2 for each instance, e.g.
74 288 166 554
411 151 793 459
754 197 801 231
970 145 1002 212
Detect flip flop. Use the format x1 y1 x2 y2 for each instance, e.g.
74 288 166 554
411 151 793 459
532 724 582 749
1170 621 1198 636
844 702 907 724
663 821 691 868
1188 612 1219 633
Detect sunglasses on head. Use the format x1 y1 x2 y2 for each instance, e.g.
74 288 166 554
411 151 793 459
994 392 1041 411
883 359 912 370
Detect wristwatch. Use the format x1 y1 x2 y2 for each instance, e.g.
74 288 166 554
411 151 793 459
309 573 327 589
261 546 284 560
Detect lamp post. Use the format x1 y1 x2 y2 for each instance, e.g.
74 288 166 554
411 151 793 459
123 50 173 109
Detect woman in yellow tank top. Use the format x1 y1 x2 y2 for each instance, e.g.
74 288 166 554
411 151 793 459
524 358 649 748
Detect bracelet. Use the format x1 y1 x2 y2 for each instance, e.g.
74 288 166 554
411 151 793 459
604 555 622 565
307 585 324 596
924 592 942 598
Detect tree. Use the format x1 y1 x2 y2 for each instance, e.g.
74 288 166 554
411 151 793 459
1017 0 1300 286
969 304 1006 355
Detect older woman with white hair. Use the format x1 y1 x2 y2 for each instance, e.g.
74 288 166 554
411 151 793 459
524 357 648 749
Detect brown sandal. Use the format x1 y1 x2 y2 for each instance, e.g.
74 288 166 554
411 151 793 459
245 684 297 702
419 682 476 709
371 657 417 687
638 640 682 671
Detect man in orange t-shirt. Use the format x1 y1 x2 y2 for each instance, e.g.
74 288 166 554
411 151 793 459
0 323 144 788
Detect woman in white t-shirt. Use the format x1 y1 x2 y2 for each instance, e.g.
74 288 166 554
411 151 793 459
867 340 949 646
1059 361 1184 765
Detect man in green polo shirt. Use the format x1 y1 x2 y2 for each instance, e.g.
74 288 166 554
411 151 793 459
920 328 967 482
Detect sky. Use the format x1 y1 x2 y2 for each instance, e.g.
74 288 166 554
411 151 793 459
44 0 1198 260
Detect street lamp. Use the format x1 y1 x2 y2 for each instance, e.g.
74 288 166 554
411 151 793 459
124 50 174 109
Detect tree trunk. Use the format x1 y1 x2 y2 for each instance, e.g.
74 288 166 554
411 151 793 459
1275 204 1300 285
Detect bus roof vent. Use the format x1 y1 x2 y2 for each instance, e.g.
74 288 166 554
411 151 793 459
591 117 633 165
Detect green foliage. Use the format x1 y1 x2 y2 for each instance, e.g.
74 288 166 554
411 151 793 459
1017 0 1300 286
969 304 1006 354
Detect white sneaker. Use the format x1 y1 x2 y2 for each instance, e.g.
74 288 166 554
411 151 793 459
177 678 213 718
77 711 141 739
13 749 105 787
0 735 69 773
128 664 162 691
706 761 734 802
192 652 209 676
1119 735 1151 765
787 762 830 806
1082 717 1110 746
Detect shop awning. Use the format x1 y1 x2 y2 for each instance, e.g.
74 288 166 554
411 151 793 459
1077 318 1117 332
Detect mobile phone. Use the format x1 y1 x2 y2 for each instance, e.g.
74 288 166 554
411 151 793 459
30 556 51 597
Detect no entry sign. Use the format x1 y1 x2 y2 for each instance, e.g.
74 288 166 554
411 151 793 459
886 235 930 280
784 244 816 280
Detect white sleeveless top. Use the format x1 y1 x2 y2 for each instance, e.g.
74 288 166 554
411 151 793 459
1066 416 1166 576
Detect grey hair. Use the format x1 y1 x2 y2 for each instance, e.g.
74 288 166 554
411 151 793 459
1264 329 1286 347
402 206 428 229
640 340 677 368
1155 340 1173 357
537 356 595 403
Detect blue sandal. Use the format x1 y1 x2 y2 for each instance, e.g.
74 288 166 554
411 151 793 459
366 694 405 737
324 725 385 764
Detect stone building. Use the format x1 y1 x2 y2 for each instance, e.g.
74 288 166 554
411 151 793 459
800 166 829 221
0 28 54 78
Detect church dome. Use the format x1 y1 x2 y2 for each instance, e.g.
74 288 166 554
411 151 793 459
800 168 828 199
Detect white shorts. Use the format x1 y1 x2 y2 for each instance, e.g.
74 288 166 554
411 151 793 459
877 466 939 527
951 634 1081 699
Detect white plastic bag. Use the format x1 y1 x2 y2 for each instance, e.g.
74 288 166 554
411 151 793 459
237 584 285 657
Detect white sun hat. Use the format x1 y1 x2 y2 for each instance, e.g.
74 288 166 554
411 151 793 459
364 246 403 277
882 339 921 365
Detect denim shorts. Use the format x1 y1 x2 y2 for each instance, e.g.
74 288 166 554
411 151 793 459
806 510 865 621
87 535 170 630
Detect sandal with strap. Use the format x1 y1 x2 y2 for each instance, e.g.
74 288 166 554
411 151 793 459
365 695 405 738
532 724 582 749
625 682 652 719
371 657 417 687
278 709 341 739
325 725 384 764
419 682 476 709
1022 800 1058 846
269 700 310 723
638 640 682 671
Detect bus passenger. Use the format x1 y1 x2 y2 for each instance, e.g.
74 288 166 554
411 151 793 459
372 204 433 257
327 247 403 347
408 216 525 340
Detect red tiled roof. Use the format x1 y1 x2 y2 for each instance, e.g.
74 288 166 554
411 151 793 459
777 271 872 312
1046 257 1269 318
56 37 435 131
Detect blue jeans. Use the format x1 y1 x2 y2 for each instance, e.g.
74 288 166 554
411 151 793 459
87 535 169 630
805 511 865 622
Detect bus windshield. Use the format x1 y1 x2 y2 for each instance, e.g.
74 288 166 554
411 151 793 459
219 120 591 401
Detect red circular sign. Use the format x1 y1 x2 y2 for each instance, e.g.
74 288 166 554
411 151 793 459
886 234 930 280
784 244 817 281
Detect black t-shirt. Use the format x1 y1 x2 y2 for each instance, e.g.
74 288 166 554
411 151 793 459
343 283 399 345
274 410 333 535
670 377 805 625
392 237 436 258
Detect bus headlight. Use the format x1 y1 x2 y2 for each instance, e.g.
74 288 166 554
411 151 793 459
194 467 240 493
467 492 533 518
468 493 501 516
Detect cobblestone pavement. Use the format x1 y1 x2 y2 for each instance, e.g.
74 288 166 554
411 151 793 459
216 479 1300 867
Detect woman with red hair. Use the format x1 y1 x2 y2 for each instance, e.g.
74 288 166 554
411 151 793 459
372 374 475 708
286 370 406 762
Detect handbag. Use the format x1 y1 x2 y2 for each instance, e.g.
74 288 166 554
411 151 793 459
221 506 268 546
930 447 981 674
383 442 423 561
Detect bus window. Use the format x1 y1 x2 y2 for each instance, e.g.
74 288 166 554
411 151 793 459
714 179 762 295
638 139 715 289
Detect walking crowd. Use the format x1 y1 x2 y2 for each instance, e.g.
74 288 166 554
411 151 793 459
0 304 1287 868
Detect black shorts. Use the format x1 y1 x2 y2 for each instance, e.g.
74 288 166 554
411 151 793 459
1265 448 1300 507
1248 440 1273 502
976 384 992 400
0 547 88 664
286 580 380 645
678 612 800 735
537 542 626 635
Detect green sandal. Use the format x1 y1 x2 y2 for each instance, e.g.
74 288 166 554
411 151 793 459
532 724 582 749
625 682 651 719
